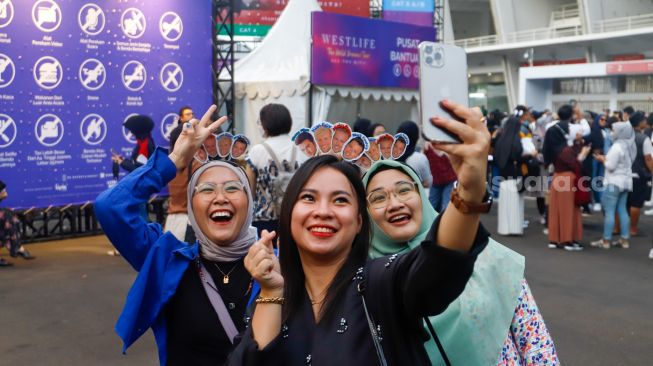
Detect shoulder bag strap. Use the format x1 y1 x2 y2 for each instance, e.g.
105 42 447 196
199 262 239 343
262 142 282 168
424 317 452 366
356 272 388 366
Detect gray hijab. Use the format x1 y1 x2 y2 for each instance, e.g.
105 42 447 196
611 122 637 163
187 161 257 262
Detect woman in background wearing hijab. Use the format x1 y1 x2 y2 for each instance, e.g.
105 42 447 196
493 115 526 235
95 106 259 365
364 160 558 365
591 122 636 249
396 121 432 191
542 105 592 251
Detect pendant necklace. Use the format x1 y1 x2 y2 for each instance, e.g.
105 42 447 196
213 262 239 284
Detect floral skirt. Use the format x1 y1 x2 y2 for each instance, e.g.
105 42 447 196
0 209 21 256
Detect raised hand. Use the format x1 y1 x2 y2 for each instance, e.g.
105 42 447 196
168 105 228 170
430 99 491 204
244 230 284 297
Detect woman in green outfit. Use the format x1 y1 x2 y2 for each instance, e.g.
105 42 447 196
363 159 559 365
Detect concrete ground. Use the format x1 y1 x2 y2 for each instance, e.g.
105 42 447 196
1 200 651 365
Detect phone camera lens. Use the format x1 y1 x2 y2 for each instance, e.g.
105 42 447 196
434 52 442 61
426 56 433 65
425 46 433 54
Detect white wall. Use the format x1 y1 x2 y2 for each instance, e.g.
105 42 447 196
452 11 494 39
593 0 653 19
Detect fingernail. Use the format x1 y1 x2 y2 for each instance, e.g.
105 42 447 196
184 122 191 129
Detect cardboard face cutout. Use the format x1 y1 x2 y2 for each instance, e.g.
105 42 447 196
377 134 394 159
331 123 352 154
298 135 317 158
391 133 409 159
194 145 209 164
342 132 369 162
217 132 234 158
230 134 250 159
314 127 333 154
355 154 372 170
367 138 381 161
205 134 219 158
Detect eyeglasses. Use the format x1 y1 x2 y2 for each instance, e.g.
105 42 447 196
366 181 418 209
194 181 245 202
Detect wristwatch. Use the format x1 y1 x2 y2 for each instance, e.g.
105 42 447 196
450 182 493 214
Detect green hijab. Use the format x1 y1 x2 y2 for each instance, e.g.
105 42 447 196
363 160 525 365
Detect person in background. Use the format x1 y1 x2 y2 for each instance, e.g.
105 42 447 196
622 106 634 125
113 115 157 173
644 113 653 216
588 114 607 212
169 106 195 150
367 122 386 137
627 111 653 237
532 110 552 226
353 117 371 135
590 122 635 249
425 142 457 213
543 105 592 251
247 103 307 236
396 121 432 191
0 181 36 267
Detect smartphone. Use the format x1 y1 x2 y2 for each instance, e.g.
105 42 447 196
418 42 468 144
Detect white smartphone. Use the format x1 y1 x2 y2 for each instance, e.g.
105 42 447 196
418 42 468 144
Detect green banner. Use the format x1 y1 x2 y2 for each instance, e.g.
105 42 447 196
219 24 272 37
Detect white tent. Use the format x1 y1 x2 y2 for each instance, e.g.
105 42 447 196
228 0 419 144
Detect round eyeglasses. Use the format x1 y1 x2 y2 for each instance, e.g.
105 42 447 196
366 181 418 209
194 181 245 202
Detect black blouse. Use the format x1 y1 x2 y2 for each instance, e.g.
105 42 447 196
165 257 252 366
227 214 489 365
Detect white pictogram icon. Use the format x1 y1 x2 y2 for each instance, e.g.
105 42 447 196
32 0 62 32
80 113 106 145
121 61 146 91
160 113 178 141
0 0 15 28
159 11 183 42
160 62 183 92
0 114 17 148
121 8 146 39
78 3 105 36
122 114 138 144
0 53 15 88
79 58 106 91
35 114 64 147
34 56 63 90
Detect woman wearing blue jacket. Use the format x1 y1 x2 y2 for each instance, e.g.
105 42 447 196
95 105 259 365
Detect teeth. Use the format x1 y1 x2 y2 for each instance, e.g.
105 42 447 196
390 215 408 223
211 211 232 219
310 227 335 233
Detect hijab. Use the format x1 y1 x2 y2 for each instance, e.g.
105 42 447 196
363 160 525 365
611 122 637 164
395 121 420 163
187 161 258 262
493 116 523 170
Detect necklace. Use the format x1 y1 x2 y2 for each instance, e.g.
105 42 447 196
213 262 239 284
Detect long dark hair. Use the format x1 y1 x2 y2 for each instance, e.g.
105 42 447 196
278 155 370 323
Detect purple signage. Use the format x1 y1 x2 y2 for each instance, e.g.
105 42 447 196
311 12 435 89
0 0 213 209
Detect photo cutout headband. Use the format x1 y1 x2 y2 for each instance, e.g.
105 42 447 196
292 128 318 158
342 132 370 162
391 133 410 160
311 121 334 154
366 137 381 162
331 122 353 154
231 134 250 160
376 133 395 160
216 132 234 158
194 132 219 164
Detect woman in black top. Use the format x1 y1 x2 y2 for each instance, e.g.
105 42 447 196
229 100 491 365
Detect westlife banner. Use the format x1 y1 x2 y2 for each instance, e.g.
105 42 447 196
231 0 370 37
0 0 213 209
383 0 434 27
311 12 435 89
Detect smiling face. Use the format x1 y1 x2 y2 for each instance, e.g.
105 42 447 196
367 141 380 161
315 128 332 153
366 169 422 242
392 140 406 159
356 155 372 169
218 136 232 157
378 138 393 159
291 167 362 262
192 167 248 246
231 140 247 158
332 129 350 153
343 139 364 160
299 137 317 157
204 135 218 157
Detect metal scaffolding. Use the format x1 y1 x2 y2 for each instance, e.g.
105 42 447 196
435 0 445 42
213 0 236 132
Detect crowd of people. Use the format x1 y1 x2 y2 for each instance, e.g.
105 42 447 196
93 100 563 365
488 103 653 259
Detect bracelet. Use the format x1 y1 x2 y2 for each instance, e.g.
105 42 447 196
255 296 285 305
